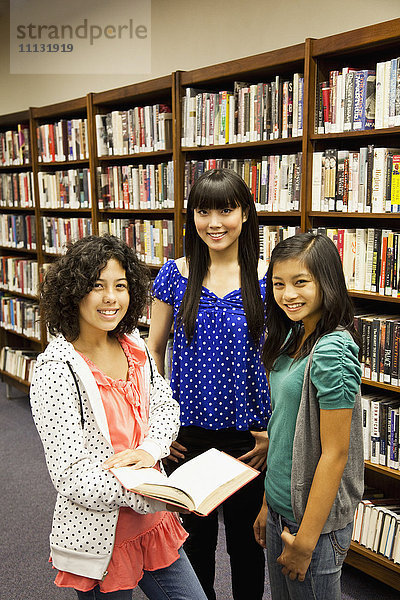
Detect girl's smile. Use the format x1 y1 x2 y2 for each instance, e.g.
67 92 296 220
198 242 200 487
78 258 130 336
272 258 323 336
194 206 247 253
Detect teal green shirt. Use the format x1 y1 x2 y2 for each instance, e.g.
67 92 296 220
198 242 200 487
265 331 362 521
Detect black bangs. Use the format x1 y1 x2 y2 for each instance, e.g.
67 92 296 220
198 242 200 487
191 179 242 211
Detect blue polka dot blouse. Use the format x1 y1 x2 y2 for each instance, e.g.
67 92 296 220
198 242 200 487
152 260 271 431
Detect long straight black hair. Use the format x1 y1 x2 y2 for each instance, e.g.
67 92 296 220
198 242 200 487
262 232 360 373
177 169 264 344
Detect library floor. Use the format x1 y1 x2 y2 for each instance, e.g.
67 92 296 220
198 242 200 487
1 381 397 600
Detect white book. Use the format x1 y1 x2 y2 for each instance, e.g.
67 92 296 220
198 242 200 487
360 502 374 546
375 61 386 129
354 228 367 290
364 228 375 292
348 151 359 212
392 521 400 564
371 147 387 213
379 510 400 555
111 448 259 516
358 147 368 212
335 73 343 133
370 398 381 463
343 228 356 288
383 60 391 129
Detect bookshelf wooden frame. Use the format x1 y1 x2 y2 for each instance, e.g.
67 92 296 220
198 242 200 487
0 109 41 393
1 17 400 589
306 19 400 590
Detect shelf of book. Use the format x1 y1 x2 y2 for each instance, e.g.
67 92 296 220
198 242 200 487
362 378 400 394
0 288 37 301
0 370 30 396
0 326 41 344
310 213 400 219
0 368 31 389
365 461 400 481
346 542 400 591
307 20 400 589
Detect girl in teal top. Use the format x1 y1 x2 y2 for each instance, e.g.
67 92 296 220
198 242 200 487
254 233 363 600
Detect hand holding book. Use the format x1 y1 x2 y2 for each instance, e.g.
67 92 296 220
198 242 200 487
110 448 259 516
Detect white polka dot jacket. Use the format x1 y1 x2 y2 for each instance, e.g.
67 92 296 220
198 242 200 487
29 332 180 580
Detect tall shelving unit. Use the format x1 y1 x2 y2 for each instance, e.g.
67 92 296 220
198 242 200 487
90 75 178 259
305 20 400 590
0 109 42 395
0 16 400 589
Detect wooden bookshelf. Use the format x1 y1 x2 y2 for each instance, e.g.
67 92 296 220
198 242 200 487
306 20 400 589
1 17 400 589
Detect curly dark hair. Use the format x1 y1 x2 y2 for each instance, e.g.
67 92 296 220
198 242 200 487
40 234 151 341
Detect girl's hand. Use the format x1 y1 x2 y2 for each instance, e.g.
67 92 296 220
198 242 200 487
238 430 269 470
277 527 313 582
253 503 268 548
165 440 187 463
102 449 154 470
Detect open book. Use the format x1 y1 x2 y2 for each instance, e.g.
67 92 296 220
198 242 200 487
111 448 259 516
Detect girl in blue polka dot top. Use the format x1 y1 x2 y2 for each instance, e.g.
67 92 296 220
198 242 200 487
148 169 271 600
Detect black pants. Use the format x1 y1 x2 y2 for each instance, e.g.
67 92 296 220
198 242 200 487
166 426 266 600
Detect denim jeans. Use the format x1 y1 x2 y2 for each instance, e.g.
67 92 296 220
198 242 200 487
75 547 207 600
266 505 353 600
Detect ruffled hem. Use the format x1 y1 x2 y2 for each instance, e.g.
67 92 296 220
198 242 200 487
54 512 188 593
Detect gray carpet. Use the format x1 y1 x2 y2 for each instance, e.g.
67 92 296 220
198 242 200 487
0 381 398 600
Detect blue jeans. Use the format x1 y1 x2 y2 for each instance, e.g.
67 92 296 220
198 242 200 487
266 506 353 600
75 547 207 600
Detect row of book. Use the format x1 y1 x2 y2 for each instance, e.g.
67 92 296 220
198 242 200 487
313 228 400 296
183 154 302 213
0 257 38 297
312 146 400 213
98 219 175 266
0 124 31 166
41 217 92 255
96 161 174 210
95 104 173 157
316 56 400 134
355 313 400 388
0 171 34 208
352 496 400 563
181 74 304 147
0 293 40 340
37 168 92 209
259 225 301 262
0 346 37 384
36 118 89 163
361 390 400 469
0 214 36 250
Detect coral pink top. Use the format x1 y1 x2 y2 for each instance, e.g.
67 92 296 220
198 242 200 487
55 335 187 592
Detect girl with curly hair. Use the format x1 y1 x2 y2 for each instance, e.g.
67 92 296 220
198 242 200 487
30 234 207 600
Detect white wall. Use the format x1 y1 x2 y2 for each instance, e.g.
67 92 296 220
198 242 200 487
1 0 399 114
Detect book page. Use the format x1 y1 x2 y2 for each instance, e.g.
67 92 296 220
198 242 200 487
110 465 168 488
167 448 254 507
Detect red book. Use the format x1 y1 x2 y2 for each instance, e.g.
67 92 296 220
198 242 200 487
321 83 331 133
379 232 388 295
49 124 55 162
337 229 345 263
139 107 145 150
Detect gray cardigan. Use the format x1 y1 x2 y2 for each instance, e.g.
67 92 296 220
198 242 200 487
291 332 364 534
